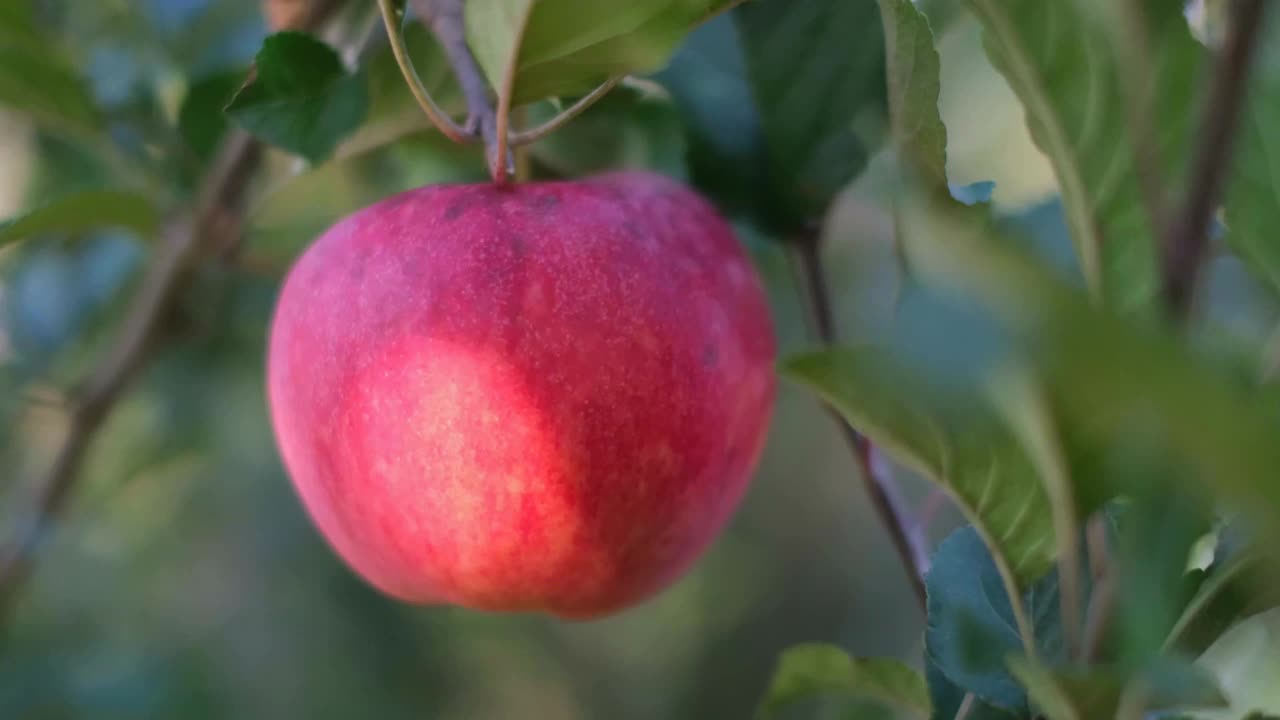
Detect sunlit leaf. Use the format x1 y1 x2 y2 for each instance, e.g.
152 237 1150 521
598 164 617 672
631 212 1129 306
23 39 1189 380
877 0 947 189
967 0 1205 313
0 190 160 247
465 0 741 106
756 644 930 719
783 349 1055 589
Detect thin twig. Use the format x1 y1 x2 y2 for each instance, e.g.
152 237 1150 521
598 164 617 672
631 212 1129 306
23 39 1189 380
378 0 471 143
509 77 621 146
1161 0 1268 319
1081 515 1115 661
788 229 931 610
0 0 345 626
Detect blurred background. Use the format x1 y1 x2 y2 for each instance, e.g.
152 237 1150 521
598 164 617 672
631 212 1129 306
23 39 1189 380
1 1 1276 718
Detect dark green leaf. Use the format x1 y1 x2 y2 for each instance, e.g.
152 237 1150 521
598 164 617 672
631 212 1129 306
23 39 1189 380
657 17 769 221
465 0 740 106
926 660 1020 720
925 526 1062 714
226 32 369 164
967 0 1205 314
1111 482 1214 664
735 0 886 227
782 349 1055 589
179 70 248 162
0 190 161 247
1166 543 1280 656
756 645 931 719
659 2 886 232
0 0 100 136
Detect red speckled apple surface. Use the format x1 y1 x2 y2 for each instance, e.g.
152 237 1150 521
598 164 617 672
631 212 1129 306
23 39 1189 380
267 171 775 618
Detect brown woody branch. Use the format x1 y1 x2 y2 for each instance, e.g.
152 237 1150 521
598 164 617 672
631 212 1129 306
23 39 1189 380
789 229 931 611
1161 0 1268 319
0 0 345 625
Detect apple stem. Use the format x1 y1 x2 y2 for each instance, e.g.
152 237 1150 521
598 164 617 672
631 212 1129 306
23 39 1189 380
788 228 931 611
386 0 620 184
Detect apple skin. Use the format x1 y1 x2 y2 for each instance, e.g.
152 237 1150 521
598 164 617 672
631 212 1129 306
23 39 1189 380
267 171 775 619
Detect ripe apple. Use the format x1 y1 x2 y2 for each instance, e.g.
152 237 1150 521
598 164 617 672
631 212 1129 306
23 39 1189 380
267 171 775 618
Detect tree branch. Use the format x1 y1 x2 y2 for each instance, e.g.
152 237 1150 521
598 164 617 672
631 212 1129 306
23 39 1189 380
1161 0 1268 319
788 229 931 611
0 0 346 626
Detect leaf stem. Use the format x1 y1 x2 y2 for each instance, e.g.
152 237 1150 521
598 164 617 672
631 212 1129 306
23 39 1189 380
377 0 471 143
1160 0 1269 319
509 78 621 146
788 228 931 611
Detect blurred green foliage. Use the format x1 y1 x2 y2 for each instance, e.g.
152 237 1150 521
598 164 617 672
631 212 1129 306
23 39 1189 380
2 0 1280 719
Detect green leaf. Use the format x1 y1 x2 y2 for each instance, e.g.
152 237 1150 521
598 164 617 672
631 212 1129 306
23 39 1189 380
735 0 886 227
1196 610 1280 719
876 0 947 189
1224 13 1280 297
465 0 740 106
659 4 886 231
756 645 931 719
179 70 248 163
926 660 1020 720
1008 657 1227 720
525 86 687 179
782 349 1055 589
657 17 769 220
0 0 100 137
0 190 161 247
925 526 1063 714
226 32 369 164
1166 545 1280 657
967 0 1204 314
1111 482 1215 664
898 191 1280 553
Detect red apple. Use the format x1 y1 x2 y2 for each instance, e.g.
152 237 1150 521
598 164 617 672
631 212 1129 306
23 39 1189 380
267 171 775 618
